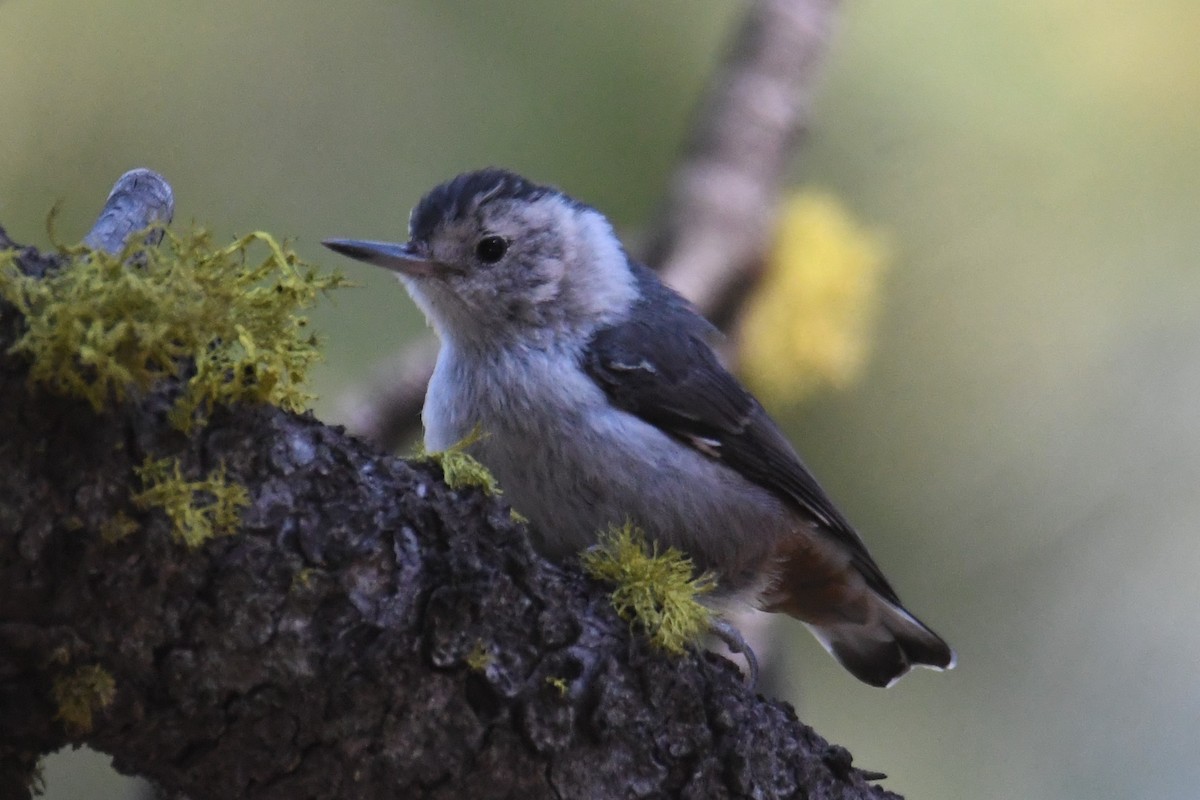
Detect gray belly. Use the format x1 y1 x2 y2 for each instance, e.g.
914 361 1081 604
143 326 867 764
423 350 787 599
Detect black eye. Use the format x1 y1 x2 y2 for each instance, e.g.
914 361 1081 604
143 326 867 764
474 235 508 264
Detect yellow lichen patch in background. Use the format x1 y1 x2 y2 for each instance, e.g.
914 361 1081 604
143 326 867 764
418 425 503 496
581 522 716 655
132 456 249 548
739 191 889 406
53 664 116 733
0 228 348 431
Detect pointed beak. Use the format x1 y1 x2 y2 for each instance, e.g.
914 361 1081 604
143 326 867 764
321 238 439 278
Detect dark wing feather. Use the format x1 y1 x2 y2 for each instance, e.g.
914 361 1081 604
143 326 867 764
583 263 902 605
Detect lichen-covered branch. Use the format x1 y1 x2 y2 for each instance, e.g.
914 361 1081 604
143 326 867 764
339 0 841 451
0 172 897 800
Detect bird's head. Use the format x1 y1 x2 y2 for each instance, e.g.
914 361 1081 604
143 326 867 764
324 169 638 350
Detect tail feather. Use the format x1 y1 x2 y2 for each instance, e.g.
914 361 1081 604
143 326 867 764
761 523 955 686
808 603 955 688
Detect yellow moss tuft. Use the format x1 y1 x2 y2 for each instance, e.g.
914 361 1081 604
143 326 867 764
418 425 503 495
581 522 716 655
99 510 139 544
0 227 348 431
544 675 568 696
465 640 494 672
739 191 889 406
132 456 249 548
53 664 116 733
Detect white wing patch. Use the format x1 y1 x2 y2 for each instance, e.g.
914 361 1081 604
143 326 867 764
686 434 723 459
609 357 657 373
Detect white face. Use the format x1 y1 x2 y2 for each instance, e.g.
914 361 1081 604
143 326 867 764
401 193 638 351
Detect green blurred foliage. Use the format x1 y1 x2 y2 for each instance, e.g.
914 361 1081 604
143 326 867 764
2 1 1197 799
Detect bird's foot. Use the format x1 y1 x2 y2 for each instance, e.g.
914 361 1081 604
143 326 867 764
710 617 759 689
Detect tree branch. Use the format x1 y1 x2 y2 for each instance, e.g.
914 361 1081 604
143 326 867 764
0 172 897 799
338 0 840 451
81 168 175 253
647 0 838 326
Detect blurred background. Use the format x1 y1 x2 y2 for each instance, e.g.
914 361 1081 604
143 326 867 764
3 1 1198 798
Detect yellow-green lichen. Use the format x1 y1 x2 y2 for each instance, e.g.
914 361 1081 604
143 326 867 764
53 664 116 733
99 510 139 544
0 227 347 431
132 456 249 548
291 567 318 591
465 640 494 672
581 522 717 655
544 675 568 696
418 425 502 495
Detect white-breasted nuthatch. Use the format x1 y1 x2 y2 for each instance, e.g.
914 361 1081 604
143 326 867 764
324 169 954 687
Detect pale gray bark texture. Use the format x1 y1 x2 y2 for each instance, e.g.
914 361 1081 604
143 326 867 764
0 169 899 800
647 0 838 325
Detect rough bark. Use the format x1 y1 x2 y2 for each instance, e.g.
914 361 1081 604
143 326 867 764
0 175 897 800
